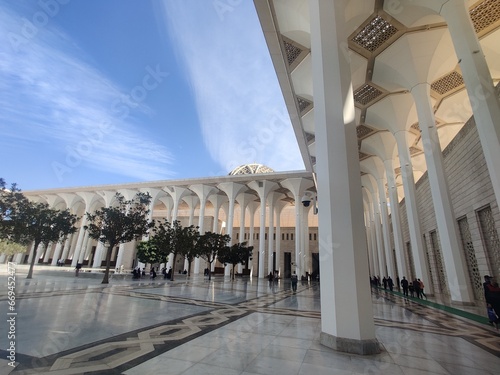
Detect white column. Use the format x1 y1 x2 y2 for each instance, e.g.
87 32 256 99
43 242 53 263
441 1 500 212
303 206 311 276
310 0 378 353
15 253 24 264
247 202 257 276
92 242 105 268
275 201 286 277
394 130 430 283
218 183 246 276
412 83 473 303
384 160 407 279
71 217 87 267
51 241 64 266
376 177 395 279
60 234 73 262
34 243 44 264
191 185 216 275
78 232 90 263
267 193 277 275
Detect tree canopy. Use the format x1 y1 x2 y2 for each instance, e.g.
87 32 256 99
136 240 164 266
18 201 78 279
217 242 253 280
1 179 79 278
84 192 153 284
196 231 230 280
148 220 199 281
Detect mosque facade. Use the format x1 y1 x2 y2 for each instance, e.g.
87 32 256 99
1 0 500 355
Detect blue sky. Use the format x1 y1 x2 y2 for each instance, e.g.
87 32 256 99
0 0 304 191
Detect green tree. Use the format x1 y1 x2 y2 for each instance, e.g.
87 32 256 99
196 232 230 281
178 224 200 277
14 201 78 279
0 178 26 241
136 240 164 268
0 239 25 260
150 220 198 281
84 192 153 284
217 242 253 280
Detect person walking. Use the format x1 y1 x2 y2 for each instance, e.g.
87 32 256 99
291 271 298 293
388 276 394 292
413 278 421 299
418 279 427 299
401 276 409 297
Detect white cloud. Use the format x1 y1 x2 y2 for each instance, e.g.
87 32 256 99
159 0 304 174
0 5 175 183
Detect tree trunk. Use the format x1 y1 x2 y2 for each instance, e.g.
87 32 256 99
101 244 114 284
26 239 41 279
232 264 236 281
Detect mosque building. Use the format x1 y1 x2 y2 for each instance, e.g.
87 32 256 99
2 0 500 357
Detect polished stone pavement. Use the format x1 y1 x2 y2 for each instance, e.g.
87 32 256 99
1 265 499 374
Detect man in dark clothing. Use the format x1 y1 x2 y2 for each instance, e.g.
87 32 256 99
387 277 394 291
413 278 421 298
484 275 500 317
401 276 409 297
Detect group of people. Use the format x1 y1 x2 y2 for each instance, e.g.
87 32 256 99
370 275 427 299
484 275 500 329
401 276 427 299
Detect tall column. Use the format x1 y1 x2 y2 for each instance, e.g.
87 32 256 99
274 201 286 276
310 0 378 354
236 193 254 273
281 178 314 278
362 177 387 277
267 192 280 275
208 194 228 272
183 195 199 273
218 183 246 276
71 216 88 267
191 185 217 274
412 83 474 303
376 177 396 279
394 130 431 285
60 234 73 262
441 1 500 211
247 202 257 275
15 252 24 264
43 242 53 263
384 160 407 280
248 181 278 278
78 232 90 263
92 242 105 268
165 186 189 271
51 241 64 266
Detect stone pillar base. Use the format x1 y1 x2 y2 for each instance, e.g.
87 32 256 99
320 332 381 355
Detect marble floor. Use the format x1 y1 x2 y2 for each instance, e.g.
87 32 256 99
1 265 499 375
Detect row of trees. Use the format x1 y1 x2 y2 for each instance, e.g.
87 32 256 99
1 179 252 284
0 179 78 279
136 222 253 281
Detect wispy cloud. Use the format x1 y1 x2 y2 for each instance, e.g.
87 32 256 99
159 1 304 174
0 5 175 184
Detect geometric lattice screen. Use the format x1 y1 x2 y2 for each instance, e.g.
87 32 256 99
477 205 500 281
430 230 449 296
457 216 483 301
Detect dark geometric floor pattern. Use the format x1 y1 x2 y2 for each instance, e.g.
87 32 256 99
1 270 500 375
